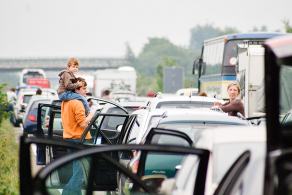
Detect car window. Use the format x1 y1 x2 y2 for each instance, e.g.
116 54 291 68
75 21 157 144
280 65 292 124
31 99 50 110
150 134 190 146
158 122 241 142
23 95 33 104
126 114 144 143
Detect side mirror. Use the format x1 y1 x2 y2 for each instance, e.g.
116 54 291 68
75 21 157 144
192 58 201 75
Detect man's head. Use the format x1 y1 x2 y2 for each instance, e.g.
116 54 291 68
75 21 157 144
36 88 42 95
75 77 87 96
67 57 79 73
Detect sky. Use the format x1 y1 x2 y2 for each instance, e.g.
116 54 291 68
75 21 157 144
0 0 291 58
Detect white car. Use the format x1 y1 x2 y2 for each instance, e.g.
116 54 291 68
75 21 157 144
11 88 58 127
145 95 223 110
159 125 266 195
123 108 248 145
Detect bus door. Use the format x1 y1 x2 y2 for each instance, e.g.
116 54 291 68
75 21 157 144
238 44 265 117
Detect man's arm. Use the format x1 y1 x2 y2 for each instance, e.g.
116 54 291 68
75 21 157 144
74 101 97 128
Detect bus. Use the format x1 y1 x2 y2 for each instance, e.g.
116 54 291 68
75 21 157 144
19 69 46 86
193 33 283 99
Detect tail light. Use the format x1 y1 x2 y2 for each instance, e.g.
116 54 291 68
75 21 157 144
28 114 36 122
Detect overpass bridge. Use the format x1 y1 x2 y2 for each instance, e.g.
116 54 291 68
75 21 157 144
0 57 129 71
0 57 130 88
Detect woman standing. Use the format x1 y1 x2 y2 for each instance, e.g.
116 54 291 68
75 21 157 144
213 82 245 117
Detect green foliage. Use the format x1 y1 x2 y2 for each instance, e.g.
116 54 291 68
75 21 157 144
251 25 268 32
0 120 19 195
283 19 292 33
133 37 195 94
0 84 9 125
134 24 240 95
189 24 238 51
134 38 194 76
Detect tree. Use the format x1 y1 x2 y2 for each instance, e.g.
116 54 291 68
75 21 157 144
136 37 194 76
251 25 268 32
283 19 292 33
189 24 238 52
134 38 195 95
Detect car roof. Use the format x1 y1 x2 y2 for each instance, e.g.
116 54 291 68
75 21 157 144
147 95 221 106
158 109 248 125
195 125 266 148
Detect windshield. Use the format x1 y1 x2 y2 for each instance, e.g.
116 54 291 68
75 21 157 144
156 101 213 109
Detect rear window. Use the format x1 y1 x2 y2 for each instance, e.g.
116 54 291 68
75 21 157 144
157 122 246 141
23 95 33 104
156 101 213 109
31 99 51 110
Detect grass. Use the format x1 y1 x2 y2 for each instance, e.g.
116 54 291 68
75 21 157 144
0 119 19 195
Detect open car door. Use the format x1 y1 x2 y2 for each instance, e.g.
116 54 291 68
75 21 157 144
37 100 63 139
19 135 210 195
264 35 292 195
20 136 253 195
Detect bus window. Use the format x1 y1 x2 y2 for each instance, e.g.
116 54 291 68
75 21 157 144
203 40 224 75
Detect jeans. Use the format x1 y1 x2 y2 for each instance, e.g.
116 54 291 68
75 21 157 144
59 91 90 115
62 139 84 195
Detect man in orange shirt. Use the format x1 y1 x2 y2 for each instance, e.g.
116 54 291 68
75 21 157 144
61 77 96 141
61 77 96 195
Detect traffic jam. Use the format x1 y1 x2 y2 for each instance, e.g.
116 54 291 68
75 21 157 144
15 34 292 195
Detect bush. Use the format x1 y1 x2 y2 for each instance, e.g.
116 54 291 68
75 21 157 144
0 120 19 194
0 84 9 125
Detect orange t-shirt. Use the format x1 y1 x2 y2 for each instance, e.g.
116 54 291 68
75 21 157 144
61 100 91 139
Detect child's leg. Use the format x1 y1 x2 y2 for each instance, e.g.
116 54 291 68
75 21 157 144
59 91 90 114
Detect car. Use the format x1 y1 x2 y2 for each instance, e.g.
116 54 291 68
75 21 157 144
11 88 58 127
121 108 249 146
154 125 265 195
119 109 250 193
176 87 198 96
10 88 37 126
22 95 58 134
145 94 223 110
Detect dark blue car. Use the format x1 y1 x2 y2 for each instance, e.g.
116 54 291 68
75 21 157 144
23 96 54 134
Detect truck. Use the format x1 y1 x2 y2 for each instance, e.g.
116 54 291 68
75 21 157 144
93 66 137 98
237 44 265 117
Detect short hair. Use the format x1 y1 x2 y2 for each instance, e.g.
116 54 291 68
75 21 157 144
102 89 111 96
227 82 241 94
198 91 207 97
36 88 42 95
76 77 87 90
67 57 79 67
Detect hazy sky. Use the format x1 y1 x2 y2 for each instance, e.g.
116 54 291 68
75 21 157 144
0 0 291 58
